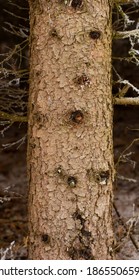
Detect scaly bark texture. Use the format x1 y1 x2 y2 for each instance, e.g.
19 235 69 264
28 0 114 259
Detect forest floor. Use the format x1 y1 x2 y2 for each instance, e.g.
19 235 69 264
113 106 139 259
0 106 139 259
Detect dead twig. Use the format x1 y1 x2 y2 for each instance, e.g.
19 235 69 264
113 202 139 251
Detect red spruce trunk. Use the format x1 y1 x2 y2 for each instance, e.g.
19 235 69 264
28 0 114 259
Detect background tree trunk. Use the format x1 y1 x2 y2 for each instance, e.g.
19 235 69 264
28 0 114 259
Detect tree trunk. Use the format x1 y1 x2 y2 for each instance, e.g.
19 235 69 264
28 0 114 259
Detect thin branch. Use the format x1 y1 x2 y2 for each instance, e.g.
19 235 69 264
2 134 27 149
113 202 139 251
0 111 27 122
115 0 139 4
117 174 137 183
115 138 139 168
114 97 139 105
4 9 28 21
114 29 139 39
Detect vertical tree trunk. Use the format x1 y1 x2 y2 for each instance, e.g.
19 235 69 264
28 0 114 259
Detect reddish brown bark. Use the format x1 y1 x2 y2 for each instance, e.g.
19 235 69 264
28 0 114 259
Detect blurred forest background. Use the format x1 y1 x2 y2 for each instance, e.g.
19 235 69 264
0 0 139 259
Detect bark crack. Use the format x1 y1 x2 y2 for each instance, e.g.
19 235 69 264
67 208 94 259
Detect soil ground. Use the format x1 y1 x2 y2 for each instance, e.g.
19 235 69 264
0 106 139 259
113 106 139 259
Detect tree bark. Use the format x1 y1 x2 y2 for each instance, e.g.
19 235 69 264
28 0 114 259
